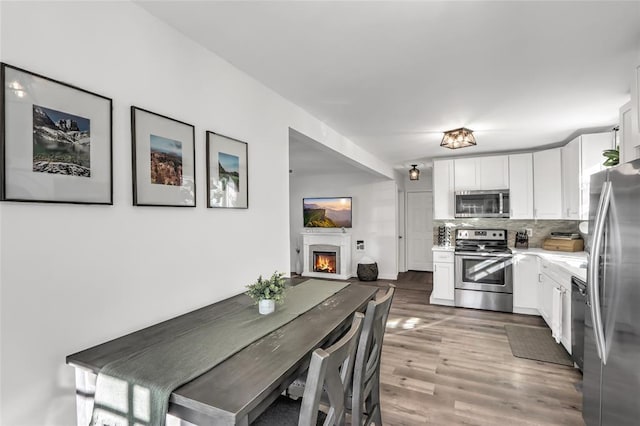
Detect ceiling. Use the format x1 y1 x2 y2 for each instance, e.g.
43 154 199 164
137 1 640 170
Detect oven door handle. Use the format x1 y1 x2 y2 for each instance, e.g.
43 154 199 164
455 253 513 259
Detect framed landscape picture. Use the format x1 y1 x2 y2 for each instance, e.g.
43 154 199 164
131 106 196 207
206 131 248 209
1 63 113 204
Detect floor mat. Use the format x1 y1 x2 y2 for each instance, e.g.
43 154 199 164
504 325 573 367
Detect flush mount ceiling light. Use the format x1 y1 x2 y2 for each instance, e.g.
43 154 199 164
441 127 476 149
409 164 420 181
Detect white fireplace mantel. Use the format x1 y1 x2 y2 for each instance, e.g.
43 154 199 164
302 232 352 280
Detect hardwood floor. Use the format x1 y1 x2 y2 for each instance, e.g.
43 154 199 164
379 271 584 426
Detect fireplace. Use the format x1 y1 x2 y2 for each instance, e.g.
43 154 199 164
308 244 341 276
314 251 337 274
302 233 351 280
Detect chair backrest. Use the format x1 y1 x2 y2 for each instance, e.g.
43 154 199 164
298 312 364 426
351 284 395 426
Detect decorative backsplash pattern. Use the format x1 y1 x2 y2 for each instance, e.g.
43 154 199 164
433 219 582 248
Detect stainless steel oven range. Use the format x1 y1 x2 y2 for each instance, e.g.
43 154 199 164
454 228 513 313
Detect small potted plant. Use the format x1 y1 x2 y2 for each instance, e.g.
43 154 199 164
602 146 619 167
245 271 286 315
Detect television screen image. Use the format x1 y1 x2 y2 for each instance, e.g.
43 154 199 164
303 197 352 228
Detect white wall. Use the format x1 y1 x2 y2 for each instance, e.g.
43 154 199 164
0 2 392 425
290 172 398 280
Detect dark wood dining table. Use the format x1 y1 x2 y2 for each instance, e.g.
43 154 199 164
66 281 378 426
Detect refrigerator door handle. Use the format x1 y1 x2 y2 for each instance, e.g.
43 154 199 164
588 180 611 364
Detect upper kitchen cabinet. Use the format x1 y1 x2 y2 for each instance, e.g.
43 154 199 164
620 101 640 164
562 132 614 220
508 153 534 219
533 148 563 219
454 158 479 190
561 138 581 219
433 159 455 219
454 155 509 191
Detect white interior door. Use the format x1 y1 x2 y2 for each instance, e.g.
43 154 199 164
397 191 406 273
406 191 433 271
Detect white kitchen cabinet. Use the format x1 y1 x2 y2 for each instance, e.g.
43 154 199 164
433 160 455 219
533 148 563 219
479 156 510 189
561 284 572 353
454 156 509 191
454 158 479 190
513 254 538 314
431 249 454 305
562 133 614 220
620 101 640 164
538 271 553 328
561 138 581 219
508 153 534 219
539 258 572 354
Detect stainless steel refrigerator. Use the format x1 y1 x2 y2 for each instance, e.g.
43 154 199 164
583 158 640 425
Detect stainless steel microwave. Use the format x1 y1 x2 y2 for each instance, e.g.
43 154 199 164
454 190 510 218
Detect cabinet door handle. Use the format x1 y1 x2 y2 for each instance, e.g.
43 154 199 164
538 273 543 283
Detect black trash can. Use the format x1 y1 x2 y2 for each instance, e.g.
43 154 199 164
357 262 378 281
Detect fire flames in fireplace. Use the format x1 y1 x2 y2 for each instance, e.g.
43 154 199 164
314 252 337 273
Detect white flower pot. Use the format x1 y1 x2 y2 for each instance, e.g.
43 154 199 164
259 299 275 315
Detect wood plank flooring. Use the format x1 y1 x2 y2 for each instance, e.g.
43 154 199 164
379 271 584 426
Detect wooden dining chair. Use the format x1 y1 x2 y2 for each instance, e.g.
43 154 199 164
252 311 364 426
287 284 396 426
351 284 395 426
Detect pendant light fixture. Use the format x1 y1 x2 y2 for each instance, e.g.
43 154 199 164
409 164 420 181
441 127 476 149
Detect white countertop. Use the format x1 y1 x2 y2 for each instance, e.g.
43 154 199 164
431 245 587 281
512 248 587 281
432 245 454 252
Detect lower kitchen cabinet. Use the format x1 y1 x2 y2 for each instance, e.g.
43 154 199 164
512 254 539 314
431 249 454 305
539 258 572 354
513 252 580 355
538 272 555 330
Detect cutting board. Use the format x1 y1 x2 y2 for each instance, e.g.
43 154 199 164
543 238 584 252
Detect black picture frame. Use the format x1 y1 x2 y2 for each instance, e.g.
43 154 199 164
206 131 248 209
131 106 196 207
1 63 113 204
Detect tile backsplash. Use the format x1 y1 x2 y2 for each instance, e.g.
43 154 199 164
433 219 582 248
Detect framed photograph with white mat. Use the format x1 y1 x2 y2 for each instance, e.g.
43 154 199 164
206 131 248 209
131 106 196 207
1 63 113 204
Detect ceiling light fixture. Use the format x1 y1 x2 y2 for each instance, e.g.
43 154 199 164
441 127 476 149
409 164 420 181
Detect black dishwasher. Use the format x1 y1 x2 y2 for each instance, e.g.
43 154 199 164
571 276 587 372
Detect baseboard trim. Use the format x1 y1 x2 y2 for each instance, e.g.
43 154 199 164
513 307 541 316
430 296 455 306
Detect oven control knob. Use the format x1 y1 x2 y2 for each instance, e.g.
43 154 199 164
493 233 497 237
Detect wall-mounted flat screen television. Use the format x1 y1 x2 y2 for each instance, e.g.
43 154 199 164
303 197 352 228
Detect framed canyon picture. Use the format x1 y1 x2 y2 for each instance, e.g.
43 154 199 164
131 106 196 207
1 63 113 204
206 131 248 209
